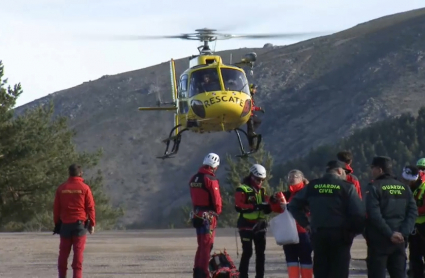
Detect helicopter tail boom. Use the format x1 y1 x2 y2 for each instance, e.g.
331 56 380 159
170 59 179 136
170 59 178 104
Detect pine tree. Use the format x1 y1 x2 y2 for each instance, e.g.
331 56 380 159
0 60 22 159
417 107 425 147
0 61 123 231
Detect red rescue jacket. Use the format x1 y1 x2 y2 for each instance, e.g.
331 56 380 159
287 182 309 233
189 167 222 215
268 182 309 233
345 164 362 199
420 171 425 183
250 95 261 116
235 177 272 229
234 177 266 212
53 177 96 226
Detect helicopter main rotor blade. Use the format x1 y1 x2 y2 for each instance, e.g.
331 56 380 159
77 30 333 42
216 31 331 40
76 34 197 41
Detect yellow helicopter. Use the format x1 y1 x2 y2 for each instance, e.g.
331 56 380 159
109 28 322 159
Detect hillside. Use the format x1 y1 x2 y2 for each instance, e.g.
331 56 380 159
15 8 425 228
272 106 425 191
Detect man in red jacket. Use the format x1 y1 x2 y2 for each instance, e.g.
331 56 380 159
246 84 264 150
337 151 362 199
189 153 222 278
53 164 96 278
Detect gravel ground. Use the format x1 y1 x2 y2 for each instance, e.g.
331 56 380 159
0 228 373 277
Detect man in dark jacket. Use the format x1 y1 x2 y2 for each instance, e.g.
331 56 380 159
288 160 365 278
364 156 418 278
189 153 222 278
54 164 96 278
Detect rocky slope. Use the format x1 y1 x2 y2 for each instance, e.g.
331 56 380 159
16 8 425 228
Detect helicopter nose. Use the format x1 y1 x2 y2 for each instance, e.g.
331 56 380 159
198 94 251 119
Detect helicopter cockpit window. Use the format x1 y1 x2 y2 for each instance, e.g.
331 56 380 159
178 74 188 98
189 68 221 97
221 68 250 95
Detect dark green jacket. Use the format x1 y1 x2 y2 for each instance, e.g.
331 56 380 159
364 174 417 247
288 173 365 233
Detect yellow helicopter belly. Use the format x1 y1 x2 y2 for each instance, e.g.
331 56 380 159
187 91 252 132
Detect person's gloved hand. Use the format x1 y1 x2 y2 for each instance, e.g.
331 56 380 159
260 108 265 114
254 203 270 211
273 192 286 203
305 225 312 234
272 192 287 210
52 221 62 235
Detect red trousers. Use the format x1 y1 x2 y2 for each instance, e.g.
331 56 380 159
58 235 87 278
194 216 217 277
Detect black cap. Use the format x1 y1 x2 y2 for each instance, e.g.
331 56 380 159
250 83 258 89
371 156 392 169
326 160 347 172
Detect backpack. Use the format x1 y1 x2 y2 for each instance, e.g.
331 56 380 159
209 249 240 278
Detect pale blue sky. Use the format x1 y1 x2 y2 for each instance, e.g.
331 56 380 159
1 0 424 107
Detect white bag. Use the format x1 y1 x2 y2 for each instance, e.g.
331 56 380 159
269 209 299 245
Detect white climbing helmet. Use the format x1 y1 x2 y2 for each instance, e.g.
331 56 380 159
250 164 267 179
203 153 220 168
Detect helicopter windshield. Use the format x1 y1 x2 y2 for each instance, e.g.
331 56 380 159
189 68 221 97
221 68 250 95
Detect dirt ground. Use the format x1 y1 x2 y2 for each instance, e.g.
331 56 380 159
0 228 372 278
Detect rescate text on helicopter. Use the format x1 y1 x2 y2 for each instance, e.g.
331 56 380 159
104 28 324 159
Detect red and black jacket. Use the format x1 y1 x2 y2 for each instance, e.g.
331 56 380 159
282 182 310 233
234 177 272 229
189 167 222 216
250 95 261 116
345 164 362 199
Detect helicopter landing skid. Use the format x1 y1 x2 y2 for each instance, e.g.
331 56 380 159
234 128 262 158
157 125 188 159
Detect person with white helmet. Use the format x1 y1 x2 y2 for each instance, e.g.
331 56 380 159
400 165 425 278
234 163 273 278
416 158 425 183
189 152 222 278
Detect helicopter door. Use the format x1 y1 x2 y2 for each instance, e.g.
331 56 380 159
178 74 189 113
178 74 188 98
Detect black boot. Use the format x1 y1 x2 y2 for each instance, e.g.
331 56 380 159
193 267 207 278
